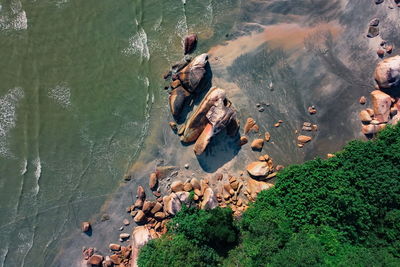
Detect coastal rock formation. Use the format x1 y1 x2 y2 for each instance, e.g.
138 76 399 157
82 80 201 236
177 53 208 93
169 86 190 117
184 34 197 55
374 55 400 89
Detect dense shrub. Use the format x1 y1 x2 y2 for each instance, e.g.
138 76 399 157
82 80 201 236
139 124 400 267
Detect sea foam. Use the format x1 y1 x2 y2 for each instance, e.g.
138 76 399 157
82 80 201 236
122 27 150 60
0 1 27 30
0 87 24 158
48 83 71 108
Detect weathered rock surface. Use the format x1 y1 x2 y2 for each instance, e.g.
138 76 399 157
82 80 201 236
371 90 392 122
246 161 270 177
131 226 152 267
184 34 198 55
374 55 400 89
297 135 312 143
177 53 208 93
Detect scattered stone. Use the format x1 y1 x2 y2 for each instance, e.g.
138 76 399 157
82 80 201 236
251 138 264 150
386 45 393 54
258 107 265 112
81 221 91 233
246 161 270 177
134 198 144 209
109 243 121 251
239 136 248 146
183 182 193 192
367 26 379 38
152 191 161 197
215 173 223 181
123 219 130 226
150 202 163 214
264 132 271 142
171 181 184 192
369 18 379 27
82 247 94 260
327 153 335 158
244 117 259 134
297 135 312 143
184 163 189 169
274 123 280 127
137 186 146 200
308 106 317 115
190 178 201 190
134 210 147 224
87 254 104 266
359 96 367 105
276 165 284 171
297 144 304 148
101 214 110 221
359 110 373 123
154 212 166 220
149 172 158 190
169 122 178 133
120 233 130 240
377 49 385 58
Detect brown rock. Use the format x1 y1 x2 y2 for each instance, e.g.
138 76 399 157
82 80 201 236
190 178 201 190
239 136 248 146
109 243 121 251
154 212 166 220
265 132 271 142
163 193 182 215
244 117 259 134
149 172 158 190
170 79 181 89
194 188 202 197
183 182 193 192
171 181 184 192
134 198 144 209
359 96 367 105
276 165 284 171
359 110 372 122
169 86 191 117
150 202 163 214
201 188 218 210
297 144 304 148
178 53 208 93
327 153 335 158
377 49 385 58
82 247 94 260
371 90 391 122
251 138 264 150
246 161 270 177
297 135 312 143
134 210 146 223
215 173 223 181
361 124 386 135
110 254 121 265
137 186 145 200
81 221 91 233
184 34 198 55
374 55 400 89
87 254 103 266
169 121 178 132
308 106 317 115
142 201 155 213
366 108 375 117
274 122 280 127
386 45 393 54
230 181 239 190
123 218 130 226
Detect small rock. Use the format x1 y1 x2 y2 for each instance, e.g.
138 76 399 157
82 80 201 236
154 212 166 220
274 123 280 127
119 226 124 231
246 161 270 177
244 118 259 134
377 49 385 58
359 110 372 122
134 210 146 223
297 144 304 148
171 181 184 192
109 243 121 251
308 106 317 115
264 132 271 142
251 139 264 150
215 173 223 181
297 135 312 143
239 136 248 146
386 45 393 54
81 221 91 233
258 107 265 112
169 122 178 133
87 254 104 266
327 154 335 158
122 219 130 226
369 18 379 27
276 165 284 171
149 172 158 190
183 183 193 192
119 233 130 240
137 186 146 200
184 163 189 169
367 26 379 38
359 96 367 105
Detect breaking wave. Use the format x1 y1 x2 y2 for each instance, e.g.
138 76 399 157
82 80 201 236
122 27 150 60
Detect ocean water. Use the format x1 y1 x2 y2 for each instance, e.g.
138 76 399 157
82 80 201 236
0 0 239 266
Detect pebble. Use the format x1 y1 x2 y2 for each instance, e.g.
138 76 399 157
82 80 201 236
258 107 265 112
119 226 124 231
184 163 189 169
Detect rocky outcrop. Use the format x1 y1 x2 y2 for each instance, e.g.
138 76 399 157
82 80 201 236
177 53 209 93
374 55 400 89
184 34 198 55
169 86 190 117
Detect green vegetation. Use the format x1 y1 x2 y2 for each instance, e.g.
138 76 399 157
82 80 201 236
138 125 400 267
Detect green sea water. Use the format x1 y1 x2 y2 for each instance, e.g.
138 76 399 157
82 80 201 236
0 0 238 265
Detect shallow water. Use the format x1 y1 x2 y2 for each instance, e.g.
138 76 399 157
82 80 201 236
1 0 399 266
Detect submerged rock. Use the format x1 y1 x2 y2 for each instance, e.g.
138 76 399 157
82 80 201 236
184 34 198 55
374 55 400 89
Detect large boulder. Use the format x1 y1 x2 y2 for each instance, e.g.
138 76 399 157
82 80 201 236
371 90 392 123
169 86 191 117
177 53 208 93
163 193 182 216
131 226 152 267
246 161 270 177
193 97 236 155
374 55 400 89
181 87 226 143
184 34 198 55
200 188 218 210
87 254 103 266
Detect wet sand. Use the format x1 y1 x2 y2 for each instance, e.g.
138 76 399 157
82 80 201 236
54 1 400 265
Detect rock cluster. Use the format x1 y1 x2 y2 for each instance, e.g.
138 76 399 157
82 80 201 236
246 154 279 180
359 55 400 136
